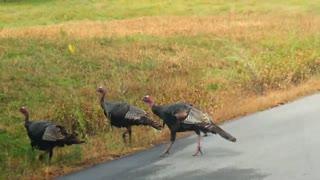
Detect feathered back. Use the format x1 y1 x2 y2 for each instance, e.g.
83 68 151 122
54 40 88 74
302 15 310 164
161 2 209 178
179 106 213 125
42 125 67 141
151 102 190 125
104 102 130 117
125 105 147 120
27 121 55 140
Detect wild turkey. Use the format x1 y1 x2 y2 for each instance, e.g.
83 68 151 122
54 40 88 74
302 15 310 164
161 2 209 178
142 95 236 157
20 107 85 162
97 86 162 143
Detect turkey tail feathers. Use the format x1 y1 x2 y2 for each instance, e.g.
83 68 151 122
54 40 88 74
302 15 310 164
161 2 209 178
150 120 162 130
140 117 162 130
206 124 236 142
65 134 85 145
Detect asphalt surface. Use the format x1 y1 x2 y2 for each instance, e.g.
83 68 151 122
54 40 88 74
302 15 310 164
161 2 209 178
56 93 320 180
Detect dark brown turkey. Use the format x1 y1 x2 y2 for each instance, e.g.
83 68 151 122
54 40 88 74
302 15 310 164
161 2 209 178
20 107 84 162
97 86 162 143
143 95 236 157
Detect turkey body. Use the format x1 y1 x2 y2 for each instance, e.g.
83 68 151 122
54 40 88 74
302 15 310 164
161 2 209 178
21 107 84 161
102 101 160 129
97 87 161 143
143 96 236 157
152 103 222 136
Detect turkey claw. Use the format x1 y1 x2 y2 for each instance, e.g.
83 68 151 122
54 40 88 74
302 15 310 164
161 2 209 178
193 147 203 156
160 151 170 157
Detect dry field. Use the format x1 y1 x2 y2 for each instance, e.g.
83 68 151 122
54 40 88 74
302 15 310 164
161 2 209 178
0 2 320 179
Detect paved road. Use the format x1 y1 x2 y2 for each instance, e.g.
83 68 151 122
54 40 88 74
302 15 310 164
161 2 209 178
56 93 320 180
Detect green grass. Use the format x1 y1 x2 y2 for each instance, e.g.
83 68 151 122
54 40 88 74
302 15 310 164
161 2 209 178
1 0 320 27
1 0 320 179
1 33 320 179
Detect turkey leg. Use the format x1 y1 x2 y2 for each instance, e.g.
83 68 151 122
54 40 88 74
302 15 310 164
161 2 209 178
122 129 128 143
160 131 176 157
122 127 132 144
48 148 53 162
128 127 132 144
193 134 203 156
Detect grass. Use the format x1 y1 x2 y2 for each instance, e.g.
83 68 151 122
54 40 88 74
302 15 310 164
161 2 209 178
0 0 320 179
1 0 320 27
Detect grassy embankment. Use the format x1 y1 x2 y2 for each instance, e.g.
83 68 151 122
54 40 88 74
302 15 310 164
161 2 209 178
0 0 320 179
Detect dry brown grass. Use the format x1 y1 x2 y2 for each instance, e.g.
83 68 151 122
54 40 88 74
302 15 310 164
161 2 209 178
1 13 320 179
213 79 320 123
1 14 320 40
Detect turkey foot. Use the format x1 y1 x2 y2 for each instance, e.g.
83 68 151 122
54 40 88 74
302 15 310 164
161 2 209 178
160 150 170 157
193 146 203 156
160 141 174 157
39 151 49 161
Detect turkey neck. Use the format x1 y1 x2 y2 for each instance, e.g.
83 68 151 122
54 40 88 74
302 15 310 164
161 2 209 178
100 91 107 109
24 111 30 129
151 104 170 128
100 91 111 118
150 104 162 118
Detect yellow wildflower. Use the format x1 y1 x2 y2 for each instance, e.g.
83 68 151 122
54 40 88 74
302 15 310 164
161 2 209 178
68 44 76 54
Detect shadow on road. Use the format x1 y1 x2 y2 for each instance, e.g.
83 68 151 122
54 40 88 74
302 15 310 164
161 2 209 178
176 167 269 180
125 165 269 180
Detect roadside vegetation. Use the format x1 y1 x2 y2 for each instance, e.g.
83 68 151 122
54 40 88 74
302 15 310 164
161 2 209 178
0 0 319 179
